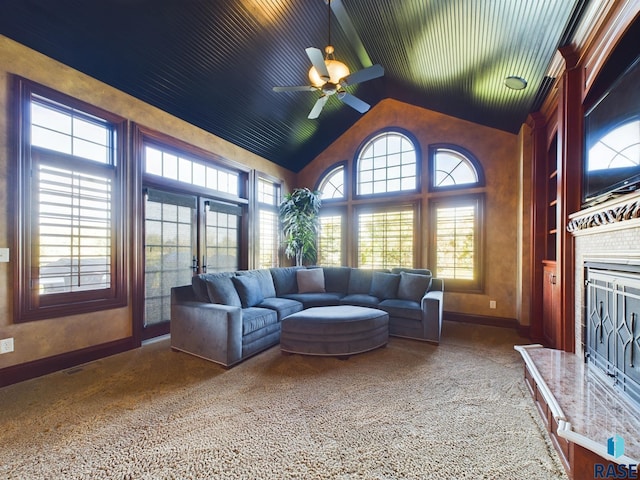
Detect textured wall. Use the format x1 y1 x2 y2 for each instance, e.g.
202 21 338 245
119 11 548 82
0 36 294 370
297 98 522 321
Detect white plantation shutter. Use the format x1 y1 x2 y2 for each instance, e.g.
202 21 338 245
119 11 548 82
36 161 113 294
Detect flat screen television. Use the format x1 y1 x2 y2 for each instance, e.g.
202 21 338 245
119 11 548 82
583 54 640 207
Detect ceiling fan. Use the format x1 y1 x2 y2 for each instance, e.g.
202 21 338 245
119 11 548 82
272 0 384 119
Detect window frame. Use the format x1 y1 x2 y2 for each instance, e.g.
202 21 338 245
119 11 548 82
255 173 282 269
353 128 421 200
429 193 485 292
14 78 128 322
355 202 419 269
315 162 347 202
317 207 347 267
429 144 485 192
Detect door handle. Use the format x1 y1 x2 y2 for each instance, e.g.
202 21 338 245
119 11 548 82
631 313 636 368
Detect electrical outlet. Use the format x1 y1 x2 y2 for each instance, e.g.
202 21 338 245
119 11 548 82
0 337 14 354
489 300 497 309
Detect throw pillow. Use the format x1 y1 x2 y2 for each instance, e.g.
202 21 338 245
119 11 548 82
232 275 265 308
297 268 326 293
237 269 277 298
369 272 401 300
202 273 242 307
397 271 433 302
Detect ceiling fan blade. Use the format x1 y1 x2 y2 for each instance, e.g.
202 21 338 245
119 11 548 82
338 92 370 114
273 86 316 92
329 0 373 68
341 64 384 86
308 95 329 119
306 47 330 81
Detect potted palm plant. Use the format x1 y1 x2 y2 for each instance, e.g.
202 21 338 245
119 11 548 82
278 187 322 266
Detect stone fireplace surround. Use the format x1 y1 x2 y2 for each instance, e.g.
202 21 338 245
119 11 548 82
517 191 640 476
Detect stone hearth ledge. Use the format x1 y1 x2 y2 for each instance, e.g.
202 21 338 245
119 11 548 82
515 344 640 464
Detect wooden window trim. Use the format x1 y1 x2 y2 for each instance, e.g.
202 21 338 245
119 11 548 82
13 77 128 322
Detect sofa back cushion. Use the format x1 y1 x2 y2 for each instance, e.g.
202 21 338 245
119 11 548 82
297 268 326 293
322 267 351 294
347 269 375 294
270 266 303 296
192 272 241 307
369 272 401 300
397 271 433 302
232 275 265 308
237 269 277 298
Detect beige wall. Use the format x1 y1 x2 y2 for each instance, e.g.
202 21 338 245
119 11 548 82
297 98 522 321
0 36 295 370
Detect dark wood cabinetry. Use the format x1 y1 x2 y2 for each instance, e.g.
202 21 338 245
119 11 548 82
542 260 560 349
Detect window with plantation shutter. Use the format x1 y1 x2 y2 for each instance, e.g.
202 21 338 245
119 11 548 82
357 206 415 269
256 177 280 268
36 158 113 294
317 213 344 266
431 194 484 291
15 79 126 322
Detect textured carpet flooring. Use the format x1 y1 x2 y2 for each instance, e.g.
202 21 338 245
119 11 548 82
0 322 567 479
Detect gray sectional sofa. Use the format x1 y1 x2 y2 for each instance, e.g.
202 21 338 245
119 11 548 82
170 266 444 367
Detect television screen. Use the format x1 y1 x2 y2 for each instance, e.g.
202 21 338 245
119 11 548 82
583 54 640 206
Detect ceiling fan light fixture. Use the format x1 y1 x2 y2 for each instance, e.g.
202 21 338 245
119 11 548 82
504 75 528 90
309 58 350 87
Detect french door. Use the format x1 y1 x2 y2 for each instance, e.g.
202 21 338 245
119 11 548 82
141 189 242 340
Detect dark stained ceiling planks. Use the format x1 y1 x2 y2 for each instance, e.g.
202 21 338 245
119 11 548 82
0 0 584 171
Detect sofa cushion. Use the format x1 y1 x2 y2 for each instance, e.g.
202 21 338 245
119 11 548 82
237 269 277 298
297 268 326 293
232 275 264 308
370 272 400 300
270 266 303 296
347 269 375 294
379 298 423 320
195 272 241 307
282 292 343 308
322 267 351 294
339 293 381 307
397 271 433 302
258 297 303 321
241 307 279 335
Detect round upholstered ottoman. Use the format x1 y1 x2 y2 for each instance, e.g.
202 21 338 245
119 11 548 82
280 305 389 357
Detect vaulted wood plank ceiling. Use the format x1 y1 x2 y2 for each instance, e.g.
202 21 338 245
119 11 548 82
0 0 585 171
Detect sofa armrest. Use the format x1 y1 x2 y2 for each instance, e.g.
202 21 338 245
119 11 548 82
429 277 444 292
421 285 444 344
171 288 243 367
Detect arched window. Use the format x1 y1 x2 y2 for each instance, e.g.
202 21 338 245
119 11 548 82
429 145 485 291
317 163 345 200
356 130 418 196
431 145 484 190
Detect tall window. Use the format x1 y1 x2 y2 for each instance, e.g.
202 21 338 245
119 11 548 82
356 131 418 195
317 212 344 266
352 130 419 268
16 79 126 322
431 195 484 291
257 177 280 268
357 206 415 269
